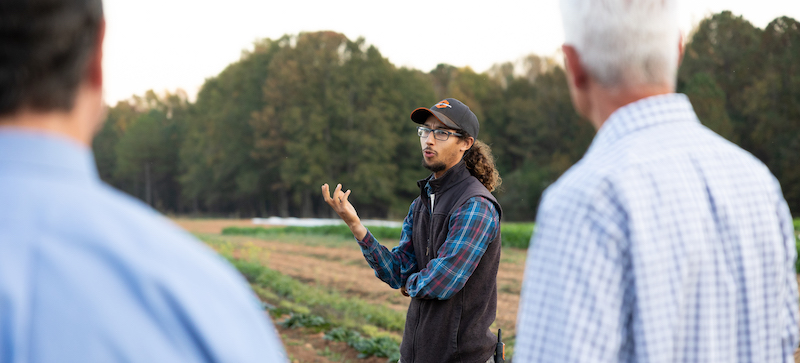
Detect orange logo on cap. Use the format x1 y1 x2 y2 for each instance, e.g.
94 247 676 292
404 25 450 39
434 100 452 109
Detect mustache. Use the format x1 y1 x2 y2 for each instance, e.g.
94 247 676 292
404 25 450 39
423 147 437 155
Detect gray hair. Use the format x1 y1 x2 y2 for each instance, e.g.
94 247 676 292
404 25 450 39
560 0 681 88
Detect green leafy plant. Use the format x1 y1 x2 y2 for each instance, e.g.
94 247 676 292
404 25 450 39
325 327 400 362
281 313 329 329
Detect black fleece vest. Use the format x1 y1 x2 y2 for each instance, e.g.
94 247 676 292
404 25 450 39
401 161 503 363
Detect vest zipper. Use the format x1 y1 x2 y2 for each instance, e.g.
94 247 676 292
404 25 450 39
416 192 435 362
427 193 434 257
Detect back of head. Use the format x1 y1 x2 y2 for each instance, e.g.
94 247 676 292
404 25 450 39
0 0 104 117
560 0 680 88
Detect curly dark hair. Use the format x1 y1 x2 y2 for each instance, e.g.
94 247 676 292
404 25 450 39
0 0 104 116
460 132 502 192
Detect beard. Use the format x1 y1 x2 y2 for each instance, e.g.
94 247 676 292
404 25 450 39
422 158 446 173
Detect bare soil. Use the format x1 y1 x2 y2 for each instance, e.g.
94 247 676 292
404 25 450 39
171 218 264 234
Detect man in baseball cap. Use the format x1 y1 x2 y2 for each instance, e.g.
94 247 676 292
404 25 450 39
324 98 503 363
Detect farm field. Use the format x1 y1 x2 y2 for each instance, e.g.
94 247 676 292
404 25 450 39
174 219 526 362
172 218 800 363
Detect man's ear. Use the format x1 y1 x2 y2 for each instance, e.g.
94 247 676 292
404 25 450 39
461 137 475 152
86 19 105 89
677 32 685 67
562 44 587 90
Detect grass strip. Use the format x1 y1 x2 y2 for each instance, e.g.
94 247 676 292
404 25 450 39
223 224 401 240
223 222 536 249
500 222 536 249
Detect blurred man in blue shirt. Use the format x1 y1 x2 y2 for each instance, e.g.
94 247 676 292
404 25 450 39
0 0 287 361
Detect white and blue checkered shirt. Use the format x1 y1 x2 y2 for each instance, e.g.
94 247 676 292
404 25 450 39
515 93 799 362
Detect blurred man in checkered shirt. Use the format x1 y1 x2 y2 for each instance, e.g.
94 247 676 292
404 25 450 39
514 0 799 362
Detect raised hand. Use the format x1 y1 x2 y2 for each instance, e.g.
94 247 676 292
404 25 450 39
321 183 367 240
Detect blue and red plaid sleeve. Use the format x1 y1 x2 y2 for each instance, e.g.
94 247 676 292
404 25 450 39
406 196 500 300
357 201 418 289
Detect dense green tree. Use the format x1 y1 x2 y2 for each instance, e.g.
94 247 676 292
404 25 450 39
113 90 188 211
93 100 138 185
252 32 434 218
386 67 437 217
678 11 762 147
683 72 734 140
484 66 593 220
745 17 800 210
180 38 282 215
251 32 348 217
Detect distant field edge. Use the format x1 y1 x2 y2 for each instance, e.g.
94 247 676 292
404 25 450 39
222 222 537 249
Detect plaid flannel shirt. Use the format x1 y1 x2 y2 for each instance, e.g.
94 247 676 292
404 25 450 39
357 195 499 300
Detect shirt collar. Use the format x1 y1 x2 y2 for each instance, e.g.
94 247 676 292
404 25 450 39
0 129 99 182
589 93 699 152
418 160 469 197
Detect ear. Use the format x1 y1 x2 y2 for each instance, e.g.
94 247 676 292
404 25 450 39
86 19 105 89
460 137 475 152
677 32 685 67
562 44 588 90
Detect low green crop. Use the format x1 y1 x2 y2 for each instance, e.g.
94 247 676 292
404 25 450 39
325 327 400 362
222 225 402 241
223 222 537 249
281 313 329 330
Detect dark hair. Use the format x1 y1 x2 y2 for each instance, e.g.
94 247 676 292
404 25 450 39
0 0 104 116
460 132 502 192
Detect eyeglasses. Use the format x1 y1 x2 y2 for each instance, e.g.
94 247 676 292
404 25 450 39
417 126 462 141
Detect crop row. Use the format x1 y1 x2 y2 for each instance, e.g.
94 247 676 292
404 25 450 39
222 222 536 249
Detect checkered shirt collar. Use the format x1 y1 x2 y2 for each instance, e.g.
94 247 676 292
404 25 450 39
590 93 699 152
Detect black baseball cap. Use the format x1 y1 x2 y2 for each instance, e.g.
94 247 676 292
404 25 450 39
410 98 479 139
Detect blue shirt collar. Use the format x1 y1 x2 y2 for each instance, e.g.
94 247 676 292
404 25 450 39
0 129 99 182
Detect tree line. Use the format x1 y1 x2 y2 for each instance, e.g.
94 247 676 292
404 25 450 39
92 12 800 221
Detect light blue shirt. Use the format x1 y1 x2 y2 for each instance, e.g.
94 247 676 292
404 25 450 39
0 130 287 362
515 94 799 362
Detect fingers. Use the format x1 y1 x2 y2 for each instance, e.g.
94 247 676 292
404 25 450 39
322 183 350 206
333 183 342 199
321 183 332 203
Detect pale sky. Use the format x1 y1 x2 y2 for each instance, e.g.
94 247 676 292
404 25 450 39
102 0 800 104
